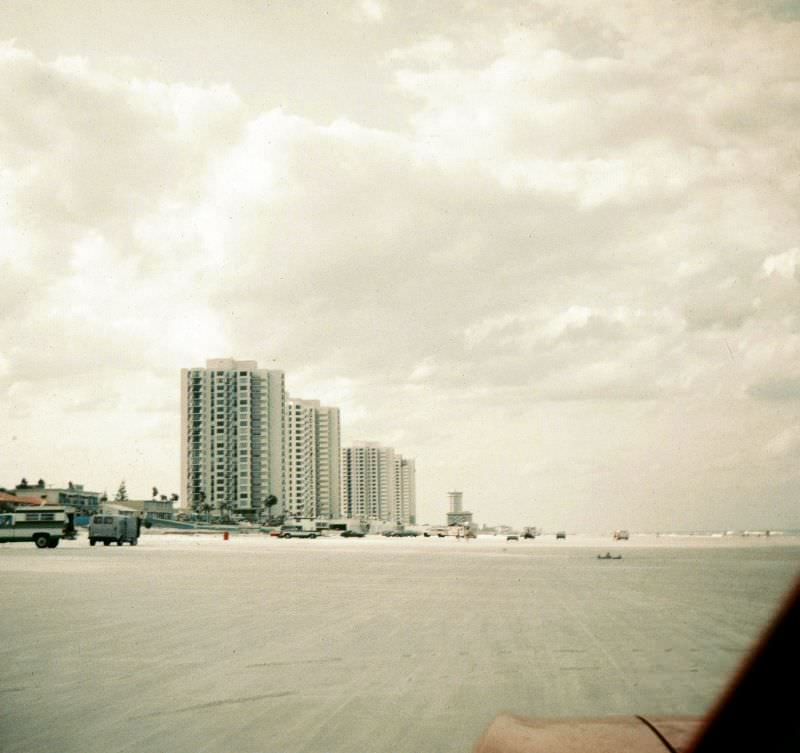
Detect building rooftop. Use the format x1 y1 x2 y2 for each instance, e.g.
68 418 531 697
0 491 48 506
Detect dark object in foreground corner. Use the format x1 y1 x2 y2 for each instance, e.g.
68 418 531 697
473 576 800 752
687 575 800 753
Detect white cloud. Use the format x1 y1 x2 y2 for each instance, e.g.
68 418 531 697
764 425 800 458
385 36 454 65
356 0 385 23
1 2 799 527
761 247 800 280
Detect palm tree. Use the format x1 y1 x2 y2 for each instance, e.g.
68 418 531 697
193 491 205 516
264 495 278 525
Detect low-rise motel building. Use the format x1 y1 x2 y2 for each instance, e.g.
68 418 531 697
4 480 103 515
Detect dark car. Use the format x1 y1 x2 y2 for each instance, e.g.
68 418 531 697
340 530 365 538
506 534 519 541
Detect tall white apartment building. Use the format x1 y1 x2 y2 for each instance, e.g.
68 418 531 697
314 404 341 519
286 398 316 519
286 398 341 519
342 442 416 524
395 457 417 525
181 359 286 518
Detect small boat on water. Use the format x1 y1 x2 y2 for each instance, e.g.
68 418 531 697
597 552 622 560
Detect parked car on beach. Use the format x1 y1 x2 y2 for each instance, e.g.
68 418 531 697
340 529 365 537
279 525 318 539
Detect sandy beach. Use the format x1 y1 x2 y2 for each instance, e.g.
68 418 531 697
1 532 798 753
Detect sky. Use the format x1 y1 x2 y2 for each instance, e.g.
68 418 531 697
1 0 799 532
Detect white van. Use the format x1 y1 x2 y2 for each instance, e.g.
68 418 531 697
89 515 140 546
0 506 67 548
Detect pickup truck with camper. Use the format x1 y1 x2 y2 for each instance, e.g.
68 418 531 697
0 506 67 548
89 514 140 546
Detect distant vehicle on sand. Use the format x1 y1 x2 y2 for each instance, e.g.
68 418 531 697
556 531 567 540
613 530 630 540
279 525 318 539
89 515 140 546
340 530 365 538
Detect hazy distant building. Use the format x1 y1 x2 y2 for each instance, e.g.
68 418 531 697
181 359 286 518
446 490 473 526
286 398 341 519
113 498 175 520
448 491 463 513
395 457 417 524
342 442 415 524
342 442 395 522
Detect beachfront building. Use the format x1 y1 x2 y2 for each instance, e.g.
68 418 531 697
446 490 473 526
395 457 417 524
285 398 341 520
13 479 103 514
342 442 416 525
113 498 176 521
314 404 341 519
180 359 286 519
286 398 316 519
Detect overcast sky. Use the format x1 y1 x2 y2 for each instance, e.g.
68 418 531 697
1 1 798 531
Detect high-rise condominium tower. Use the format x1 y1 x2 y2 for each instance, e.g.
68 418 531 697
395 457 417 525
314 404 341 519
181 359 285 518
342 442 416 524
285 398 341 520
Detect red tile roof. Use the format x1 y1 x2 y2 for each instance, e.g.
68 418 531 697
0 491 48 505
